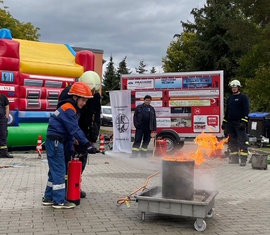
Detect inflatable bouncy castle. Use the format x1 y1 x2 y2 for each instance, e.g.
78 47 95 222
0 28 101 148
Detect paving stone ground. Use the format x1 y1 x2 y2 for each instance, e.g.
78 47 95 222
1 142 270 235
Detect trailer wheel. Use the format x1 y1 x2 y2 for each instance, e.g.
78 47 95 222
194 219 206 232
160 134 178 153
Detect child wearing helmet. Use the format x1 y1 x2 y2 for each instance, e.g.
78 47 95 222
42 82 95 209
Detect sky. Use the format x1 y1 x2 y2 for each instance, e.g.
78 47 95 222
5 0 206 74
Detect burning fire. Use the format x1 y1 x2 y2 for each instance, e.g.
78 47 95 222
163 132 229 166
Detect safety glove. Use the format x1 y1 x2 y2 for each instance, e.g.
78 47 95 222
85 142 96 154
239 117 248 130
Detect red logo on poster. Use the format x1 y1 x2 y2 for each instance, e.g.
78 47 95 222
207 116 218 127
195 108 200 114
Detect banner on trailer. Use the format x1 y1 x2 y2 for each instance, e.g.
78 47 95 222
109 90 132 153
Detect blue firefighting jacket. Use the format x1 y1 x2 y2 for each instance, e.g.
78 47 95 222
46 99 89 154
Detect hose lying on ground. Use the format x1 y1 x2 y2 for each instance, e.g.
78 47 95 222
117 171 160 207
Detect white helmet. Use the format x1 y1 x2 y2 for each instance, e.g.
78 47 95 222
78 71 101 91
229 79 241 87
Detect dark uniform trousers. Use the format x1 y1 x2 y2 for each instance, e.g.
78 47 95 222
0 116 8 156
133 127 151 151
228 120 248 163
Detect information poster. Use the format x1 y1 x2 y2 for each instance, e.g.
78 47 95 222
193 115 219 132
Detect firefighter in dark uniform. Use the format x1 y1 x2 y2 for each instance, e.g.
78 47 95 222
0 93 13 158
132 95 157 157
222 80 249 166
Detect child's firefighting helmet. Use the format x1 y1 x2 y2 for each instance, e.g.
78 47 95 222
68 82 93 98
78 71 101 91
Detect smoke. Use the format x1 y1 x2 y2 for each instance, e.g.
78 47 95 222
194 168 216 191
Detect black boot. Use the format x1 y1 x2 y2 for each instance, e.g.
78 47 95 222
229 154 239 164
0 149 13 158
80 190 86 198
240 156 247 166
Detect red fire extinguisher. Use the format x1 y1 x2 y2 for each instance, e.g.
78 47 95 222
155 138 167 157
66 158 81 205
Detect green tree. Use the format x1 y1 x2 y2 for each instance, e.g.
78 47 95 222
116 56 131 89
236 0 270 27
162 32 197 72
232 0 270 112
162 0 270 111
244 66 270 112
181 0 246 88
102 55 118 105
235 0 270 76
136 60 147 74
0 1 40 40
150 66 156 74
162 0 260 93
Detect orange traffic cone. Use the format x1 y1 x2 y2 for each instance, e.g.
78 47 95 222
99 134 105 153
36 134 42 158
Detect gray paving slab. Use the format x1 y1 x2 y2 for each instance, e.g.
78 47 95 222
1 143 270 234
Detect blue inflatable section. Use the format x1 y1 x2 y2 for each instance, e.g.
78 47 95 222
8 110 18 126
18 111 53 123
8 111 54 126
0 28 12 39
65 43 76 56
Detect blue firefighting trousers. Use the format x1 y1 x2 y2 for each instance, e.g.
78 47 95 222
44 137 66 204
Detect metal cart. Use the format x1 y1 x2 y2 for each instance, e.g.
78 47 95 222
136 186 218 232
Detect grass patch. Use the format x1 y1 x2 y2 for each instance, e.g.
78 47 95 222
258 147 270 153
100 128 113 134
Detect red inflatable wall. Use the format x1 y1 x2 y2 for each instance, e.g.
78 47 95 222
0 39 19 71
75 50 95 72
0 38 77 112
0 39 19 58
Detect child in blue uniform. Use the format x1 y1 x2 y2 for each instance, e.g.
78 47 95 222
42 82 94 209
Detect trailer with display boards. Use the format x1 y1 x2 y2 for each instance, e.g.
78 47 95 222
121 71 224 153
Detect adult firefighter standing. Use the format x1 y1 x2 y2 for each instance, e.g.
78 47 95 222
0 93 13 158
223 80 249 166
132 95 156 157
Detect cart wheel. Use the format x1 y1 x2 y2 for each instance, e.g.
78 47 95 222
206 208 214 218
141 212 145 222
194 219 207 232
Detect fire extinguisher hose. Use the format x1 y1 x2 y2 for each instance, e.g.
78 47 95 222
117 171 159 207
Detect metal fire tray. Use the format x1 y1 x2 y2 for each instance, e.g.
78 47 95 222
136 186 218 232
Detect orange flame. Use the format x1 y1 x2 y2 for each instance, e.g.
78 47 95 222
163 132 229 166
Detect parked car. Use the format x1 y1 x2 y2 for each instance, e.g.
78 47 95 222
100 106 112 126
